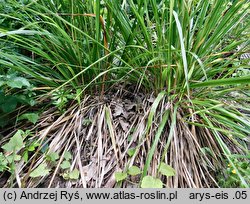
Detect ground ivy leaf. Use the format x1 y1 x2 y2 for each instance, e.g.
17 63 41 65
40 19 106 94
2 130 24 152
159 163 176 177
115 172 127 182
46 152 59 162
62 173 69 180
60 160 71 169
28 142 39 151
30 163 50 178
6 154 21 163
18 113 39 124
128 166 141 176
23 151 29 163
64 151 72 160
68 169 80 180
7 77 30 88
127 148 136 157
141 176 163 188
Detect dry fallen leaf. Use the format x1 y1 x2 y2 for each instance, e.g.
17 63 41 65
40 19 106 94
119 119 130 132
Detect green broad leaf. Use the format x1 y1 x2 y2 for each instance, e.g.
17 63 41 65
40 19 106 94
68 169 80 180
64 151 72 161
6 154 21 163
60 160 71 169
27 142 39 151
24 130 32 137
18 113 39 124
16 94 36 106
159 163 176 177
46 152 59 162
2 130 24 152
127 148 136 157
128 166 141 176
62 173 69 180
6 77 30 88
23 151 29 163
30 163 50 178
0 164 8 172
141 176 163 188
115 172 128 182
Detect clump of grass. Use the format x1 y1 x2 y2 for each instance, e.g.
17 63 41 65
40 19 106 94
0 0 249 187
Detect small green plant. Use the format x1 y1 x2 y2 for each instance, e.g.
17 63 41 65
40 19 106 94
141 176 163 188
22 139 39 163
127 148 136 157
27 151 59 178
158 162 176 177
57 151 79 180
217 155 250 187
140 163 176 188
29 163 50 178
60 151 72 170
18 113 39 125
0 72 36 127
60 160 71 170
128 166 141 176
114 163 176 188
0 130 25 185
62 169 80 180
0 129 44 184
46 151 59 164
115 165 141 183
51 88 75 112
1 130 25 165
115 172 128 182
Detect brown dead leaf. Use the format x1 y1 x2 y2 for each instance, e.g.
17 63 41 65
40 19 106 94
81 163 97 182
113 105 123 117
119 119 129 132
